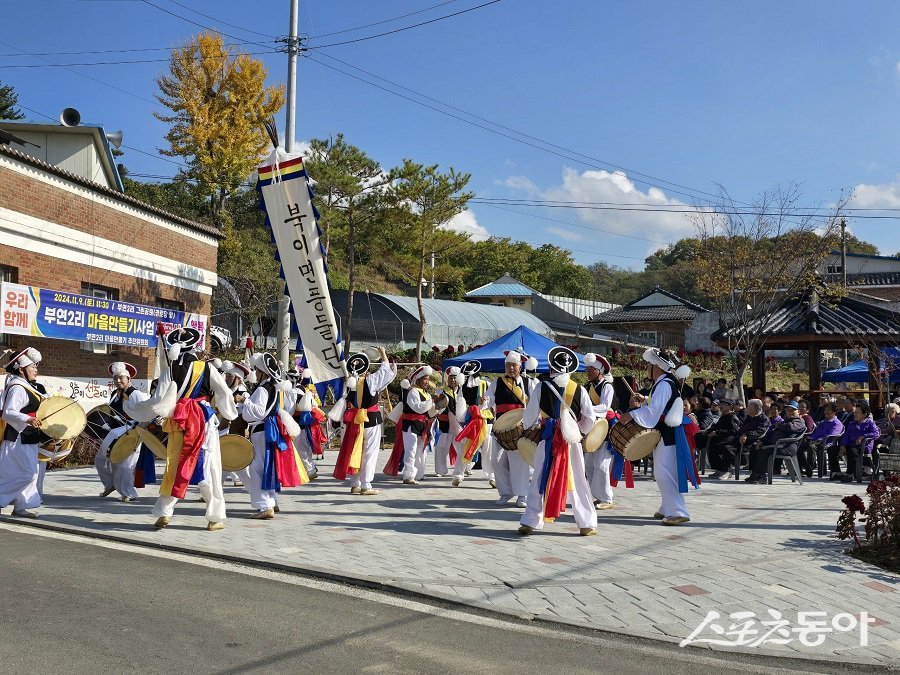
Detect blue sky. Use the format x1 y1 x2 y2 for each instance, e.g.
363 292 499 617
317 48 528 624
4 0 900 270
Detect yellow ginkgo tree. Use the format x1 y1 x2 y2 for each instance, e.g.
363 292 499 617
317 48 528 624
155 33 285 227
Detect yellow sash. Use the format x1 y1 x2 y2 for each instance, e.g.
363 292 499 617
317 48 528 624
503 377 526 405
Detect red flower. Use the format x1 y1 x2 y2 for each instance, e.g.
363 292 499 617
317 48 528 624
431 345 440 353
841 494 866 514
457 344 465 352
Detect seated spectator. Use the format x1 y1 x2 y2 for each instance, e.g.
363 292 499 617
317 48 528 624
829 402 880 482
745 401 807 484
707 399 769 479
760 403 784 445
696 400 740 468
733 399 747 422
876 403 900 453
711 378 728 401
709 399 722 424
725 379 743 403
694 397 716 431
638 377 653 396
798 403 844 477
836 398 856 426
797 400 816 433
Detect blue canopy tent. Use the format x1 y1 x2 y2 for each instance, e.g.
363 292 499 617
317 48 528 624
441 325 588 373
822 347 900 383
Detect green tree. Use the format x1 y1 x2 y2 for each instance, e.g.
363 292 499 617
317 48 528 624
305 134 390 350
154 33 285 227
0 81 24 120
389 161 473 355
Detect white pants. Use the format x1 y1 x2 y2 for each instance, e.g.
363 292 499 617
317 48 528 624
452 424 493 482
585 443 614 504
37 459 46 498
349 425 382 490
295 429 319 477
95 426 140 499
401 429 427 481
520 440 597 531
490 443 532 500
653 440 689 519
434 429 460 476
247 430 279 511
153 420 226 523
0 439 40 510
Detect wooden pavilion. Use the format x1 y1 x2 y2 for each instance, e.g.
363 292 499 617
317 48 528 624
712 288 900 408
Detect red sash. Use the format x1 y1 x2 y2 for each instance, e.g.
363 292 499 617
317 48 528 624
333 404 379 480
542 424 571 521
496 403 523 415
383 413 428 476
170 396 208 499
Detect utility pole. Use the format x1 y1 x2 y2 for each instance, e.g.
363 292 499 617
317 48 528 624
840 218 847 368
276 0 300 368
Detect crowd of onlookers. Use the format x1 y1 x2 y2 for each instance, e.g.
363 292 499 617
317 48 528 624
673 377 900 485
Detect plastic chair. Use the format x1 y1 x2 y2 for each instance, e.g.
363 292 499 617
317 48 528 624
815 434 843 479
764 431 809 485
697 432 714 476
733 441 748 480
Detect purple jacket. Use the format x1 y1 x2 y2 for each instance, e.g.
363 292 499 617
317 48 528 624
841 417 881 454
810 417 844 445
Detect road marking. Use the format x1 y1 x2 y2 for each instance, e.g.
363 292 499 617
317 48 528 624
0 521 830 674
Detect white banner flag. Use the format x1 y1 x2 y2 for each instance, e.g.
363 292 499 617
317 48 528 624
259 150 344 383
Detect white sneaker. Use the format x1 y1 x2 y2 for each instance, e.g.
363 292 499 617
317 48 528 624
515 499 527 508
496 496 513 505
451 477 462 487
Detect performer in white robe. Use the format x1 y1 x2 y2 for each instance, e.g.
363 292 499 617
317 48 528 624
126 327 238 531
241 352 303 519
219 360 251 488
583 353 616 509
434 367 466 477
518 346 598 536
485 351 534 507
332 350 396 494
451 360 494 486
95 361 150 502
0 348 45 517
619 348 693 526
383 365 436 484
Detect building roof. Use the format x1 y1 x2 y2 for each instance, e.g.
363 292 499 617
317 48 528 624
0 143 222 240
0 119 124 191
586 286 708 324
712 288 900 341
382 293 551 335
465 274 540 297
836 272 900 287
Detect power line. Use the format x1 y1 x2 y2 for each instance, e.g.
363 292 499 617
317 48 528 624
307 0 503 49
475 202 674 246
161 0 276 39
303 53 748 207
0 52 277 68
0 42 258 58
309 0 464 39
0 38 157 106
139 0 275 51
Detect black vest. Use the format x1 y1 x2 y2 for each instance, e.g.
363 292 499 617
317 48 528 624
494 376 529 408
248 381 279 435
3 380 48 444
649 373 681 445
401 387 429 433
109 386 135 420
462 382 482 407
437 387 461 433
172 355 213 399
346 377 382 428
538 381 584 421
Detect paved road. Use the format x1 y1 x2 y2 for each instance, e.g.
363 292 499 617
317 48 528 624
0 527 875 675
10 457 900 667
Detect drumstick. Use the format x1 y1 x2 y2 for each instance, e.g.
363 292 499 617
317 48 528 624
37 397 80 423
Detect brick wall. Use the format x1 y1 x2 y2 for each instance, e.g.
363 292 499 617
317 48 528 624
0 164 217 270
0 163 218 380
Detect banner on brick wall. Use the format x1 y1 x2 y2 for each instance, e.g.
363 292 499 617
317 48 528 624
0 282 207 348
0 374 149 411
257 149 345 383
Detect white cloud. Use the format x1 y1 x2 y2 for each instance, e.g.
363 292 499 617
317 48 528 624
442 210 489 239
545 226 584 242
851 177 900 208
499 174 540 194
539 167 697 241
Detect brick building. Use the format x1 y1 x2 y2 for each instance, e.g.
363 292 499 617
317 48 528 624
0 120 221 382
